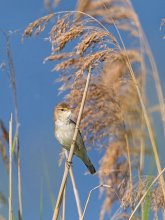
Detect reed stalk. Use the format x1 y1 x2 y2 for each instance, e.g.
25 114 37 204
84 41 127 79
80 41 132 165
9 114 13 220
52 66 92 220
65 151 82 219
62 185 66 220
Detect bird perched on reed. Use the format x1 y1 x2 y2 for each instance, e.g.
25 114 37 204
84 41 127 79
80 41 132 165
54 102 96 174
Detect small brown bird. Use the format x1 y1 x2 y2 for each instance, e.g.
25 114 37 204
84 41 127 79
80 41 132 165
54 102 96 174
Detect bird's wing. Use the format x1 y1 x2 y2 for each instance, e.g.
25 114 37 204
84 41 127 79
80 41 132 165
69 119 85 151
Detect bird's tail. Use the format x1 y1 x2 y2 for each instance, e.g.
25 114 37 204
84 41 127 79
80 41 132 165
84 159 96 174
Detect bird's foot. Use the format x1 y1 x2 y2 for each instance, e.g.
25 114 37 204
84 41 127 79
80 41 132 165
66 160 72 169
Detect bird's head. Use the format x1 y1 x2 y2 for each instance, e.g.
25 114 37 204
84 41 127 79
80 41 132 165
54 102 73 121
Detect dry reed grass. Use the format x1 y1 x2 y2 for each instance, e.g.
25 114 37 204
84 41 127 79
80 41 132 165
24 0 165 219
0 32 23 220
6 33 23 220
121 176 165 213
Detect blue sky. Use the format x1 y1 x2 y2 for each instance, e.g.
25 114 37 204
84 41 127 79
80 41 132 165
0 0 165 220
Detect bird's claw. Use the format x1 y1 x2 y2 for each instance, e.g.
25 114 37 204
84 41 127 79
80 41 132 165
66 160 72 169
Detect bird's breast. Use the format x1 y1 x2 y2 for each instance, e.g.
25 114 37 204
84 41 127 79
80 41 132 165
55 120 74 148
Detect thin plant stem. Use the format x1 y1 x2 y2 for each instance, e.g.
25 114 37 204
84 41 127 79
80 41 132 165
17 142 22 220
139 121 145 176
9 114 13 220
139 131 145 220
62 185 66 220
52 66 92 220
81 184 112 220
43 161 55 209
39 179 43 220
138 34 146 177
5 32 23 219
125 134 133 191
129 168 165 220
65 151 82 220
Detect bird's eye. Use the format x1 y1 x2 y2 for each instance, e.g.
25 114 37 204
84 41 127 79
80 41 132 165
61 108 64 111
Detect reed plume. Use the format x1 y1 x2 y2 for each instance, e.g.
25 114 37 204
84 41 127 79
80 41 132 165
24 1 165 218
